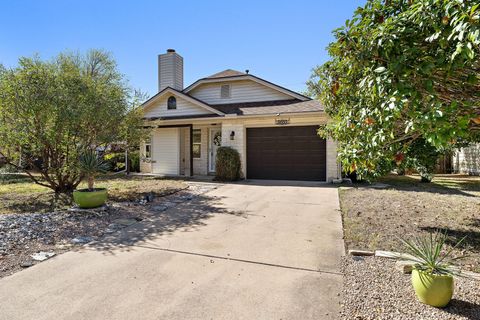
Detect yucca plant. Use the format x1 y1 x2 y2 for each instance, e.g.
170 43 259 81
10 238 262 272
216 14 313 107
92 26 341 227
400 231 466 276
78 149 109 191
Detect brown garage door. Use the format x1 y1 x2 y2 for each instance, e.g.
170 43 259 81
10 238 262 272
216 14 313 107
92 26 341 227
246 126 326 181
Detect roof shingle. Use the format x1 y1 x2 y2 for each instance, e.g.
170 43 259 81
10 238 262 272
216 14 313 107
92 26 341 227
206 69 245 79
210 99 324 115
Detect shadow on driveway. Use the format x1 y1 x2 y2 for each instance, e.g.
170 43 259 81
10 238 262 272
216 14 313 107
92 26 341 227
85 191 244 254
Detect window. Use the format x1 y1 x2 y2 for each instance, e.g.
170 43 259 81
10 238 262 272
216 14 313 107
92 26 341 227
144 137 151 159
192 129 201 158
167 96 177 109
220 84 231 99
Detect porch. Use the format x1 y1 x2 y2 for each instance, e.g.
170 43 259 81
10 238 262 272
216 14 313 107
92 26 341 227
140 123 227 177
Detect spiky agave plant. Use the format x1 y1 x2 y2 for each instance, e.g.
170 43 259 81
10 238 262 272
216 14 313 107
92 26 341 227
400 231 466 277
78 149 109 191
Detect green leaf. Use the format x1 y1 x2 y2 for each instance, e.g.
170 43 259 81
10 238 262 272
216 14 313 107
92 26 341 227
374 66 387 73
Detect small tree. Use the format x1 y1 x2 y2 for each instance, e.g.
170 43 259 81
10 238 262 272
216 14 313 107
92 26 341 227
78 149 109 191
0 50 145 193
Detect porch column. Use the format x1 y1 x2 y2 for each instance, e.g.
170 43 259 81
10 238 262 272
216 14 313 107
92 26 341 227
189 124 193 176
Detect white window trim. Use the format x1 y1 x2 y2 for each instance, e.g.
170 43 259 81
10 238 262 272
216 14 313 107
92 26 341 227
144 137 152 159
192 129 202 159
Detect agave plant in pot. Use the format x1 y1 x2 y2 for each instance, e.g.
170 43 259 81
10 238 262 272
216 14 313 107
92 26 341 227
73 149 110 208
400 232 466 308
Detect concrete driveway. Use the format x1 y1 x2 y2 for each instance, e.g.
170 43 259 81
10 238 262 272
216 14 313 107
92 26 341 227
0 181 344 320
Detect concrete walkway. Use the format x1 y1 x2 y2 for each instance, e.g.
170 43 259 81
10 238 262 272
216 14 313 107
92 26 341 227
0 181 344 320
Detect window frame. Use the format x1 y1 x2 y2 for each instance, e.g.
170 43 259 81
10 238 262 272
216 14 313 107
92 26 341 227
144 137 152 159
192 129 202 159
167 96 177 109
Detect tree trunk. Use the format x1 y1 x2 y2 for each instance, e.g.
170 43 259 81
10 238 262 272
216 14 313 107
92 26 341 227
125 149 130 175
87 176 94 191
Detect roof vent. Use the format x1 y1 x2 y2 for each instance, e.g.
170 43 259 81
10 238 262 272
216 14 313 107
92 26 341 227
221 84 231 99
245 69 249 74
166 49 176 53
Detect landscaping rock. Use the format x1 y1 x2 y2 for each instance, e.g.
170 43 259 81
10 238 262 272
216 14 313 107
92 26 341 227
71 236 93 244
152 205 167 212
113 218 138 227
348 249 375 256
368 183 390 189
30 251 55 261
20 260 34 268
341 256 480 320
375 250 402 259
395 260 414 274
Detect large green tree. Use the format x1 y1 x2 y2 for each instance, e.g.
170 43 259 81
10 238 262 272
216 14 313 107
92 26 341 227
308 0 480 179
0 50 145 193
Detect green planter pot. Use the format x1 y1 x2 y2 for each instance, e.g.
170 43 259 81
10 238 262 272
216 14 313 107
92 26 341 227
411 268 454 308
73 188 108 209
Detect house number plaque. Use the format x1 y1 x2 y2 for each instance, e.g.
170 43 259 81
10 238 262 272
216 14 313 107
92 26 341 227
275 119 290 125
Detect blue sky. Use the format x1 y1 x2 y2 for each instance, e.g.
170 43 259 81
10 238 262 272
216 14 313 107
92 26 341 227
0 0 365 97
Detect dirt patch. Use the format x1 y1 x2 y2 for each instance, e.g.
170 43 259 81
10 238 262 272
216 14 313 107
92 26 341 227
0 175 186 215
340 174 480 272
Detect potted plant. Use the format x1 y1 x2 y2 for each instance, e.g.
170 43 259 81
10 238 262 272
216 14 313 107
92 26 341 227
73 149 109 208
400 232 466 308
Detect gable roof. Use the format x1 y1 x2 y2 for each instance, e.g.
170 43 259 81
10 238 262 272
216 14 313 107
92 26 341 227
141 86 225 116
207 69 245 78
183 73 310 101
210 99 324 116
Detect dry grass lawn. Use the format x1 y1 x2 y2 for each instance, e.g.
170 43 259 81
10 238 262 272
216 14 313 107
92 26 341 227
0 174 187 215
340 174 480 272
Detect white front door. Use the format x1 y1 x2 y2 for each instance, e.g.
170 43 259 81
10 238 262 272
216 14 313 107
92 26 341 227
209 128 222 172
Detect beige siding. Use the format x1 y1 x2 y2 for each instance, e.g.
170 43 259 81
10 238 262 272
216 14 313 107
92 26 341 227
189 80 293 105
144 95 214 118
221 123 246 178
151 128 179 175
453 144 480 175
326 138 341 182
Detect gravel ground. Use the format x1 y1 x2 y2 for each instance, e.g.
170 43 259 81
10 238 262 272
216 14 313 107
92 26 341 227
0 182 219 279
341 256 480 320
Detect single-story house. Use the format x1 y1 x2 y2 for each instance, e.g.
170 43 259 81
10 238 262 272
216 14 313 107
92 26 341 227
140 49 340 182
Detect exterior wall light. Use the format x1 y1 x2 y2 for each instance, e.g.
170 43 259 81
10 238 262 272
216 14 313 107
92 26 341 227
230 131 235 140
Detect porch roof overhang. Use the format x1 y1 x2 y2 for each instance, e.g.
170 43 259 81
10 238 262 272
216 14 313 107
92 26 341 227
143 110 327 128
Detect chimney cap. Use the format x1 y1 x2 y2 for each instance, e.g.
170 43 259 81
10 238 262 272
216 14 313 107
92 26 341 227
166 49 176 53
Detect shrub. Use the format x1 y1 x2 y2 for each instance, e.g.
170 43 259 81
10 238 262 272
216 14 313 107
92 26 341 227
104 152 125 172
215 147 241 181
103 151 140 173
129 151 140 172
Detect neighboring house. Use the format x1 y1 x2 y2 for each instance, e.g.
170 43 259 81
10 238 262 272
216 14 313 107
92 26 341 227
453 144 480 175
140 49 340 182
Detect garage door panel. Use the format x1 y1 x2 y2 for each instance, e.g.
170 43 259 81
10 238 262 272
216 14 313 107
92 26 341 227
246 126 326 181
